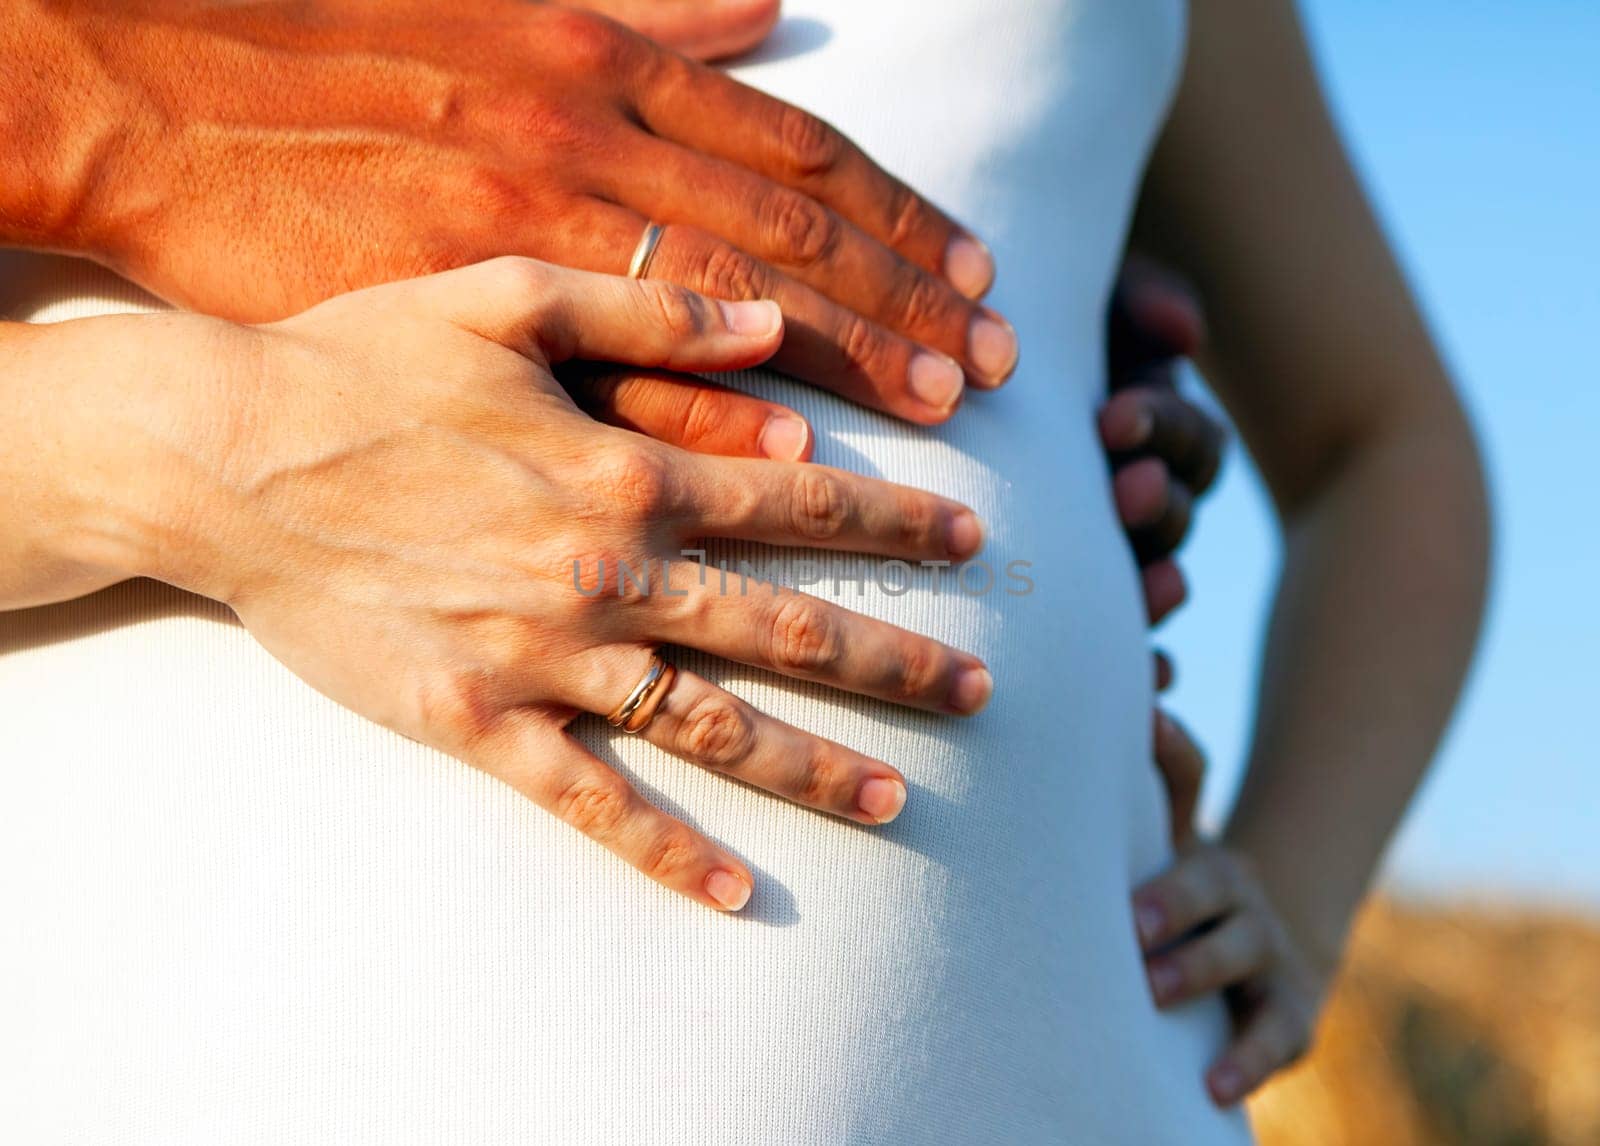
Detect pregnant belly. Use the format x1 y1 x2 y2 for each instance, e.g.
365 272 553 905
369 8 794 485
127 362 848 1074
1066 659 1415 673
1 348 1248 1143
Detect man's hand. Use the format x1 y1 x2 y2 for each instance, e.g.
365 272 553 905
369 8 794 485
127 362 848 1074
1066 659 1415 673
1100 256 1228 625
5 0 1012 426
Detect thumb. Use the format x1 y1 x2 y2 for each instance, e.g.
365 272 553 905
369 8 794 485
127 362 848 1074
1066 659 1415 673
563 0 782 61
415 257 784 374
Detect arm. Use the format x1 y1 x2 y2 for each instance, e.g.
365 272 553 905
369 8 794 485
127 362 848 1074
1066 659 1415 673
1126 0 1490 1101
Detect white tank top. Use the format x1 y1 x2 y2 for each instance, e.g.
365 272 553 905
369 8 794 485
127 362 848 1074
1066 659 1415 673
0 1 1253 1141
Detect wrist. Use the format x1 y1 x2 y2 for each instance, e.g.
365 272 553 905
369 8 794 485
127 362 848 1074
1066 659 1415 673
10 315 255 606
1222 824 1354 986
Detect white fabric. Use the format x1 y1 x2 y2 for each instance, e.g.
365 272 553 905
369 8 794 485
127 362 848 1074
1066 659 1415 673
0 0 1252 1141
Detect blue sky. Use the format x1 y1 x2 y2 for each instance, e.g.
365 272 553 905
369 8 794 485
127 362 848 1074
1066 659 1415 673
1171 1 1600 909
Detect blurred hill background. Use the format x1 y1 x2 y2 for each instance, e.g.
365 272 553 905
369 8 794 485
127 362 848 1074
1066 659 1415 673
1250 899 1600 1145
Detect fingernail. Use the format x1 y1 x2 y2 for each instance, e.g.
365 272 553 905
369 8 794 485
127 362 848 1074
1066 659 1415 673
1148 960 1183 1001
968 314 1019 383
945 233 996 298
856 776 908 824
1210 1062 1245 1104
705 869 752 911
947 509 985 558
719 298 782 338
908 351 964 411
948 665 993 714
1135 901 1166 946
758 414 810 461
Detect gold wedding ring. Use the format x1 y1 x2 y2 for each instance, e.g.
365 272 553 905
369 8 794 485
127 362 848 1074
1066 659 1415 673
627 222 666 280
606 652 678 735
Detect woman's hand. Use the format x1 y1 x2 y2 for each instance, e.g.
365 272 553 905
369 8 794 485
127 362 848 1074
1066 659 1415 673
8 0 1011 424
5 258 991 912
1138 714 1329 1107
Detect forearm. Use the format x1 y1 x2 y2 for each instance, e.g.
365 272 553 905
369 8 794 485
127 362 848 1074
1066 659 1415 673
1223 404 1488 975
0 314 240 610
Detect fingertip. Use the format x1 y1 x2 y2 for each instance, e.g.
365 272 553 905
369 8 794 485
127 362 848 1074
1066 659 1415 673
758 412 812 461
1125 273 1208 356
1206 1059 1247 1107
947 662 993 715
1147 958 1183 1005
967 312 1019 386
908 351 965 415
670 0 784 62
1143 560 1187 625
705 867 754 912
946 508 986 559
719 298 783 341
945 232 996 299
856 774 909 824
1114 457 1170 526
1133 897 1167 948
1153 649 1176 691
1100 391 1153 450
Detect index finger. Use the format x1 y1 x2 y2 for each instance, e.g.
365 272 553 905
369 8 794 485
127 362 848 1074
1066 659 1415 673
632 56 996 299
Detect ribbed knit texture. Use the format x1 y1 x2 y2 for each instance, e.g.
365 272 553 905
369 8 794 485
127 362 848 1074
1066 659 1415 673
1 1 1251 1141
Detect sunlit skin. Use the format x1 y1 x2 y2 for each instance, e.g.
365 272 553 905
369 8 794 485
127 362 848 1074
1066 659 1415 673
4 0 1013 425
0 261 1003 912
0 0 1488 1112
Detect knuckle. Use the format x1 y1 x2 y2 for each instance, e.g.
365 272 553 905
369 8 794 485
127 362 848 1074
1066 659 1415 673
551 8 635 74
893 267 955 333
479 254 546 297
885 182 929 249
645 282 710 340
769 595 843 673
552 775 634 839
776 103 845 178
837 311 887 378
891 494 941 551
892 639 945 702
592 446 673 522
451 166 533 223
678 694 757 771
699 243 766 302
674 386 731 450
765 190 840 268
795 746 845 807
640 827 702 882
415 669 504 747
788 469 852 541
